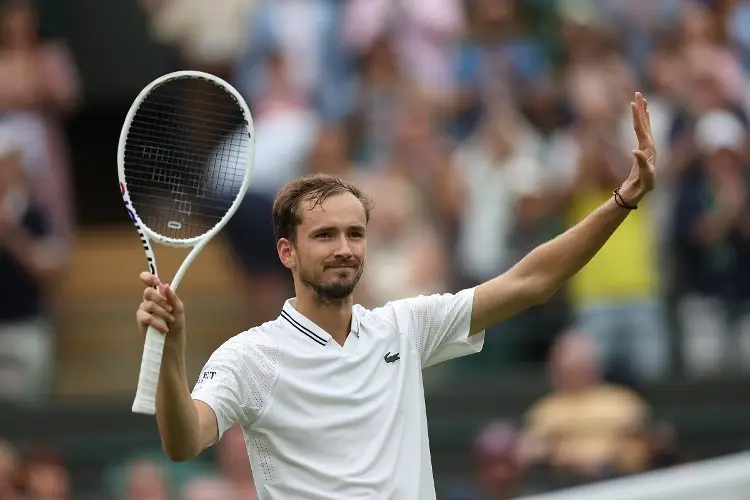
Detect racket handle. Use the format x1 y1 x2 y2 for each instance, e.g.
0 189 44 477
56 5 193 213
132 326 166 415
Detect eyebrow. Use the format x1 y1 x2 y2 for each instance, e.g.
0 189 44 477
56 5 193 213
309 224 366 234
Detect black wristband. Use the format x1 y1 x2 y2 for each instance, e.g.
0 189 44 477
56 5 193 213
613 187 637 210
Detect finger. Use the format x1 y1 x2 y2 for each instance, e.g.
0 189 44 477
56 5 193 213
631 102 642 134
136 310 169 334
637 93 652 137
143 287 172 312
148 315 170 334
633 149 650 169
140 272 162 288
635 92 645 115
162 283 184 314
631 102 648 143
141 301 176 323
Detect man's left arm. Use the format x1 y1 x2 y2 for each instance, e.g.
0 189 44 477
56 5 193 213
470 92 656 335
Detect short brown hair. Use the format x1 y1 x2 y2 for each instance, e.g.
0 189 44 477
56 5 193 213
272 173 372 242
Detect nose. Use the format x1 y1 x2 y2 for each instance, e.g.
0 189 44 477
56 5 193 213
333 234 352 258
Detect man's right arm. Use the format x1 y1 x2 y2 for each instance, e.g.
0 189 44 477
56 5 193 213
137 273 240 462
156 341 219 462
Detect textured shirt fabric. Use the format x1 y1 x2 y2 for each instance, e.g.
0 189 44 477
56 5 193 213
192 289 484 499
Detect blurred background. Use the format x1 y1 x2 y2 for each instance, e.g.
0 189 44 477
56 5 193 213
1 0 750 498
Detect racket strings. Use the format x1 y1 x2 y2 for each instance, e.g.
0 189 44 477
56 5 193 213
123 77 250 240
131 108 244 141
124 132 246 189
137 91 245 120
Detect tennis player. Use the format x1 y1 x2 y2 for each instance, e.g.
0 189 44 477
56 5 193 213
136 93 656 499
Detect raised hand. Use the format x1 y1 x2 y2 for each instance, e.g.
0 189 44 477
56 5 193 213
136 271 185 342
620 92 657 205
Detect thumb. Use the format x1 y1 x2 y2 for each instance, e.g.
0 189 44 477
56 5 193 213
633 149 650 169
162 283 184 314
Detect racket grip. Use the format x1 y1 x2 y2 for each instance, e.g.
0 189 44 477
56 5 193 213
131 326 167 415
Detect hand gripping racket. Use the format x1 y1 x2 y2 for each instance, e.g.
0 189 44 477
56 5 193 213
118 70 255 415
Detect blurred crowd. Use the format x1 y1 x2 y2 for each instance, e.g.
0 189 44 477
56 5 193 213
448 330 684 500
143 0 750 385
1 0 750 498
0 0 78 405
0 425 261 500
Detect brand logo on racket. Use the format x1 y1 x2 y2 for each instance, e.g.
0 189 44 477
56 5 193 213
121 182 156 276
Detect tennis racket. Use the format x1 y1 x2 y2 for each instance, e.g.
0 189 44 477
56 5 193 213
118 70 255 415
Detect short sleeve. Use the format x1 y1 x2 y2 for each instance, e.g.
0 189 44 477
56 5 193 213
191 332 281 441
379 288 484 368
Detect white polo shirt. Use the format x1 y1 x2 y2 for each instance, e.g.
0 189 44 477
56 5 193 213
191 288 484 500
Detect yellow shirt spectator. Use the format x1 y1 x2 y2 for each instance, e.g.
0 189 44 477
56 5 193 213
567 188 659 307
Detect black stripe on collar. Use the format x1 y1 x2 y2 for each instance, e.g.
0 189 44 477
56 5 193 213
280 310 328 346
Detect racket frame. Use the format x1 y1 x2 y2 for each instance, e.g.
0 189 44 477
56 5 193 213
117 70 255 416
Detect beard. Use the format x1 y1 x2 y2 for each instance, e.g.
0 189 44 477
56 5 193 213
297 256 364 307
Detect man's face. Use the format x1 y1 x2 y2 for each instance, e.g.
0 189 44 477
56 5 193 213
283 192 367 305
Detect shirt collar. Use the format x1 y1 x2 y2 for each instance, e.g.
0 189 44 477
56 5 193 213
280 299 361 346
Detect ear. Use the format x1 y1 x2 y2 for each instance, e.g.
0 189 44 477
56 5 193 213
277 238 295 270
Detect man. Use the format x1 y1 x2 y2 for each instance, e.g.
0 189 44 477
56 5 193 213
0 123 62 405
136 93 656 499
520 331 651 482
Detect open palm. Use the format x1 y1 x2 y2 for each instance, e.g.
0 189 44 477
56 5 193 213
625 92 657 196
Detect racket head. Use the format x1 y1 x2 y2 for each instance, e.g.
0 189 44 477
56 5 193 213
117 70 255 248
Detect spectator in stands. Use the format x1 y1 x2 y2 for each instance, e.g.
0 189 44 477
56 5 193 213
351 36 404 166
473 420 527 500
217 426 258 499
442 421 528 500
181 476 235 500
355 170 447 308
729 0 750 71
0 0 79 113
385 91 454 224
542 62 670 382
223 46 318 326
0 0 79 258
450 0 552 140
22 452 70 500
234 0 354 122
0 440 21 500
673 109 750 374
123 459 170 500
344 0 463 104
447 108 544 289
647 421 684 470
307 124 354 178
640 29 686 290
444 107 562 365
520 331 652 483
139 0 255 72
0 124 63 405
665 3 748 201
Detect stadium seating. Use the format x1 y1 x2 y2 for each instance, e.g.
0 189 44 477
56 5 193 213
54 229 248 397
